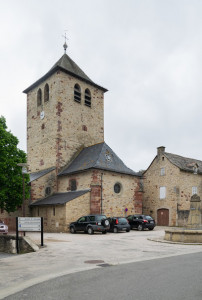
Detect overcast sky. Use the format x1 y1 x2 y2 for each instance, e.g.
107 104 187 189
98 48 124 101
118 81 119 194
1 0 202 172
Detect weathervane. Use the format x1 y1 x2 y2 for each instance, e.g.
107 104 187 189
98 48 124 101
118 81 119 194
62 31 68 54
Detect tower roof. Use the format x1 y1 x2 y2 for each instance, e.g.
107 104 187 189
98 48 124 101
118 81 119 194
58 142 140 177
23 53 108 93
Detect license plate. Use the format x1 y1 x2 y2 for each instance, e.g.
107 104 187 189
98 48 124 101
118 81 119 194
98 222 101 225
122 228 126 230
150 221 154 223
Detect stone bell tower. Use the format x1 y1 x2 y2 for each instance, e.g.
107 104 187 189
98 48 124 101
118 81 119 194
23 42 108 173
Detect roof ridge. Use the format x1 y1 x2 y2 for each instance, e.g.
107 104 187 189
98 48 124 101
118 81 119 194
165 152 202 163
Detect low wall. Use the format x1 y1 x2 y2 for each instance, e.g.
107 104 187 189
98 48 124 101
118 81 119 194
164 229 202 243
0 235 39 254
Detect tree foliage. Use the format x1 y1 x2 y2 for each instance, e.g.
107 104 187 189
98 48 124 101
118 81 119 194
0 116 29 213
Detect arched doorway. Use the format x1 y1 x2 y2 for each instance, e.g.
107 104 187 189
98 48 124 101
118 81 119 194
157 208 169 226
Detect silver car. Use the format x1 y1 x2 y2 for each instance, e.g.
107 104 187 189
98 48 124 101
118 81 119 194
0 221 8 234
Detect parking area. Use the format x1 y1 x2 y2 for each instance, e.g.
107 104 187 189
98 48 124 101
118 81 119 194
0 227 202 299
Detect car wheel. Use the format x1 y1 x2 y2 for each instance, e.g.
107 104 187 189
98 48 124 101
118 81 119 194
137 224 144 231
113 227 118 233
87 227 94 235
102 230 107 234
149 228 154 230
126 229 130 232
70 226 76 234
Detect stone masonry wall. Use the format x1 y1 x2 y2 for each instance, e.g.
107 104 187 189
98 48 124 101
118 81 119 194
143 152 202 226
31 204 66 232
30 169 57 203
27 71 104 173
59 169 142 218
66 192 91 230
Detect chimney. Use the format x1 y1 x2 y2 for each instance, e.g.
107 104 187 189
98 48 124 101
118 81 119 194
157 146 165 156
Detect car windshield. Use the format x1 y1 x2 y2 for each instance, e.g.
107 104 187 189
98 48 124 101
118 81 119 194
145 216 153 220
95 215 106 221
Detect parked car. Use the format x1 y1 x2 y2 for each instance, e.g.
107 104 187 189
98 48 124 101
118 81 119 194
69 215 110 235
127 214 155 231
0 221 8 235
107 217 130 233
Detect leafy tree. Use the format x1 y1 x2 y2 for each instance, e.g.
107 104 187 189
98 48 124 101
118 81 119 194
0 116 29 213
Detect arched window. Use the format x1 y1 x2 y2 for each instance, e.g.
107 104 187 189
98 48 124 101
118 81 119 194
37 88 42 106
85 89 91 107
74 84 81 103
44 83 49 102
70 179 77 191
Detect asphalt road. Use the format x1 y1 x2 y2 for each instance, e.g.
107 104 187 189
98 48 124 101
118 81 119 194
4 252 202 300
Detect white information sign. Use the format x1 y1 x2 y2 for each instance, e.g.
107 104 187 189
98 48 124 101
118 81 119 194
18 217 41 232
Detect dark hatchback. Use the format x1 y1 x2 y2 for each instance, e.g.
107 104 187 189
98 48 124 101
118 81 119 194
127 214 156 231
108 217 130 233
69 215 110 235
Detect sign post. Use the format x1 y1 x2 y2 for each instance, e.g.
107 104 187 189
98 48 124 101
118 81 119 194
16 217 43 253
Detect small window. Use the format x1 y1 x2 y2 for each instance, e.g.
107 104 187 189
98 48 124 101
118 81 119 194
37 207 40 216
114 183 121 194
37 88 42 106
160 168 165 176
74 84 81 103
53 206 56 216
45 187 51 196
70 179 77 191
44 83 49 102
85 89 91 107
192 186 197 195
160 186 166 199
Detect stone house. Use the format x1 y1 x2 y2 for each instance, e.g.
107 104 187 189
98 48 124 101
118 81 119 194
23 45 142 232
143 146 202 226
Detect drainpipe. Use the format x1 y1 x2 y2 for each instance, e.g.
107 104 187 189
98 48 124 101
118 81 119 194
101 173 103 214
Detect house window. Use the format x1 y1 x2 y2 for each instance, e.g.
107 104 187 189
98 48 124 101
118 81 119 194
192 186 197 195
114 183 121 194
160 186 166 199
74 84 81 103
44 83 49 102
70 179 77 191
160 168 165 176
37 88 42 106
85 89 91 107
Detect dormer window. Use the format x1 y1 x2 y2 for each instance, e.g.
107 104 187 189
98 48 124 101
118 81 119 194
37 88 42 106
44 83 49 102
74 84 81 103
85 89 91 107
193 164 198 174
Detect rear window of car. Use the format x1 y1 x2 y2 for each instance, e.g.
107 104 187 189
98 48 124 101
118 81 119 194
145 216 153 220
118 218 128 224
95 215 106 221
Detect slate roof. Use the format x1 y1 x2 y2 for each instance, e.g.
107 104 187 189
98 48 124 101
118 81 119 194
23 53 107 93
29 167 55 183
58 142 139 177
30 189 90 206
164 152 202 174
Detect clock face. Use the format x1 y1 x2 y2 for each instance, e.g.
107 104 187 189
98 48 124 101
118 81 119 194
105 153 112 162
40 111 45 119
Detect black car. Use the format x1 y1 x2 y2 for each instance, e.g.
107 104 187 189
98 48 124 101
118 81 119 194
127 214 155 231
108 217 130 233
69 215 110 235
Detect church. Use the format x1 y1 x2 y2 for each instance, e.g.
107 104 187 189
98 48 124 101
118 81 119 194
23 42 143 232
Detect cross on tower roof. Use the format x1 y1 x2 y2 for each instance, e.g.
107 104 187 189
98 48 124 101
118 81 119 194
62 31 68 53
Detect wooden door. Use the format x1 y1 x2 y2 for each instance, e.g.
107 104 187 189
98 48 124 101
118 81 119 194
157 208 169 226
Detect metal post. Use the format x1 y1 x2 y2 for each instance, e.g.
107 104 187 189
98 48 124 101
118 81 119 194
101 173 103 214
41 217 44 247
16 217 19 254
